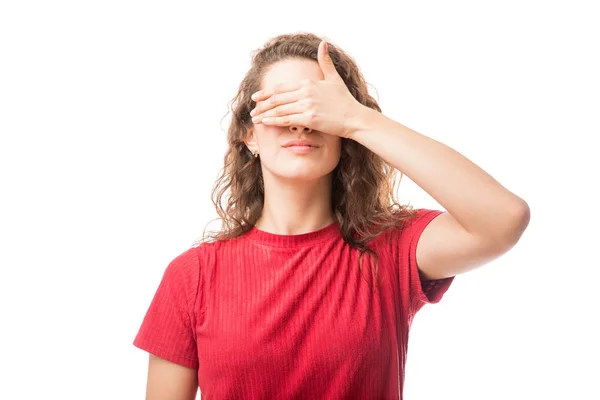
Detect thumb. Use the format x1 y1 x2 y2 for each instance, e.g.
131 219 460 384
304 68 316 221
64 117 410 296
318 40 343 82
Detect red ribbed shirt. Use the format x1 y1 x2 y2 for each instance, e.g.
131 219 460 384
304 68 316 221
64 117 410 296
133 208 454 399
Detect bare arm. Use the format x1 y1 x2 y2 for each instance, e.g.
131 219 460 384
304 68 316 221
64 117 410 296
145 354 198 400
348 107 529 280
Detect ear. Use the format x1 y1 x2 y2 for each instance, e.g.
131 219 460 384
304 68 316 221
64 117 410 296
244 128 258 152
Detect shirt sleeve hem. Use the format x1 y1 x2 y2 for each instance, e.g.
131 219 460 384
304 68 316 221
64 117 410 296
133 337 199 370
408 209 455 311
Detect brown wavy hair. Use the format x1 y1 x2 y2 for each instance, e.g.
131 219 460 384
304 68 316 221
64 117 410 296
198 32 418 289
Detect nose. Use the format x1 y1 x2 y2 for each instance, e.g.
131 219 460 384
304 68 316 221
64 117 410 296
289 125 312 134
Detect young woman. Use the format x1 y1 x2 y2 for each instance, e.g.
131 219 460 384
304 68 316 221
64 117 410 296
133 33 530 399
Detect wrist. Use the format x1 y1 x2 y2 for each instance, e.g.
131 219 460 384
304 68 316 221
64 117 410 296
344 104 380 142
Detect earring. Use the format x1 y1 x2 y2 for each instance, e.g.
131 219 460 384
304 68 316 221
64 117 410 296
252 149 259 158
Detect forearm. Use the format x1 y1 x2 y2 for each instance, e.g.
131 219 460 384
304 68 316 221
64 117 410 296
347 106 530 244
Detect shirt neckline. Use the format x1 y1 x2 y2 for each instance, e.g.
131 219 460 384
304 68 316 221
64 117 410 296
245 221 341 248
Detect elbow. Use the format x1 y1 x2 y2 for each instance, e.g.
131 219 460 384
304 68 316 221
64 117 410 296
503 200 531 247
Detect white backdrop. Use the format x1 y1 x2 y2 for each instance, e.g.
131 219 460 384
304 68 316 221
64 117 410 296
1 0 598 399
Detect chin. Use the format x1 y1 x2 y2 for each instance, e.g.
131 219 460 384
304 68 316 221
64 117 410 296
276 169 330 181
262 155 340 182
266 163 337 182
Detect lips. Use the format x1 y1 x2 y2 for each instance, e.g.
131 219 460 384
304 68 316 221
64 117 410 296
282 139 319 148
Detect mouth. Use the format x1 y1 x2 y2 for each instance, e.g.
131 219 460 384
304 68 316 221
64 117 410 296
283 143 319 154
282 140 319 149
284 145 317 149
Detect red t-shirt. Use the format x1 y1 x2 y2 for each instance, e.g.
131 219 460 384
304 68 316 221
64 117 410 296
134 208 454 399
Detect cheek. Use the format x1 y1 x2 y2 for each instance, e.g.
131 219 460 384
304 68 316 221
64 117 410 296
320 140 342 171
255 126 282 151
328 138 342 158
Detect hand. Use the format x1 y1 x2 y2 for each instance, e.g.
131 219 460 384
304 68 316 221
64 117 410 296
250 40 366 139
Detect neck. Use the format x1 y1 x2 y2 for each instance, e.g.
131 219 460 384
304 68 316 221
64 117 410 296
256 172 335 235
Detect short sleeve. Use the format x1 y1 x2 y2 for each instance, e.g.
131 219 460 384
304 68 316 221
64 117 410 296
133 247 200 369
396 208 455 318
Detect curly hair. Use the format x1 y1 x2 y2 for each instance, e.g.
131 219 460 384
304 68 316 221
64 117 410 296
198 32 418 289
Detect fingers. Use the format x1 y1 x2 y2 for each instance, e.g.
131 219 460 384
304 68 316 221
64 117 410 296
259 113 307 126
251 81 302 102
250 90 302 117
252 101 306 124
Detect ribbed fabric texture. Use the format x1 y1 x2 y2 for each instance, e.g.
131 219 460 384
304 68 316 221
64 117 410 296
133 208 454 399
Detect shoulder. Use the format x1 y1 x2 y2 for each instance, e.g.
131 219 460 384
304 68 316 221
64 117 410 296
371 207 444 246
188 234 249 269
192 234 245 255
394 208 444 238
158 246 203 295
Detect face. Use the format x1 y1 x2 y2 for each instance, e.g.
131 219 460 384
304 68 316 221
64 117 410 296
245 58 342 182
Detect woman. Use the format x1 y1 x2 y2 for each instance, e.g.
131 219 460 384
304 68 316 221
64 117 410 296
133 33 530 399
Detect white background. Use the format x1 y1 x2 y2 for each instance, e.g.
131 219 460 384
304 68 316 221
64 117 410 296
1 0 598 399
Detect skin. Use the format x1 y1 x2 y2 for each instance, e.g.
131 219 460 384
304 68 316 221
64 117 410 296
249 40 530 280
244 58 343 235
145 354 198 400
144 39 530 398
144 50 344 400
